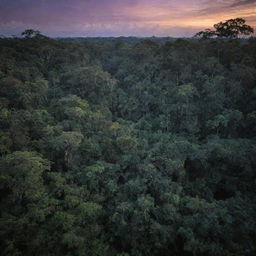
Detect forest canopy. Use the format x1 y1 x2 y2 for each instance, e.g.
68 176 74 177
0 29 256 256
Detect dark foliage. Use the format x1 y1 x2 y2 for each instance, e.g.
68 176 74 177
195 18 254 39
0 31 256 256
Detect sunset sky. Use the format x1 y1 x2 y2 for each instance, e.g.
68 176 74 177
0 0 255 37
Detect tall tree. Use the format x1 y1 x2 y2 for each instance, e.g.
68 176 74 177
195 18 254 39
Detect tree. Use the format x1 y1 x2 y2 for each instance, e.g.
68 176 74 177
214 18 254 38
0 151 50 203
21 29 41 38
61 66 116 105
195 18 254 39
51 131 83 170
194 29 216 39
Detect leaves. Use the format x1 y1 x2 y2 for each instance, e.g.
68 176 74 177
0 31 256 256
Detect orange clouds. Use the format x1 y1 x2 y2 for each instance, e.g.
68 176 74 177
122 0 256 31
0 0 255 36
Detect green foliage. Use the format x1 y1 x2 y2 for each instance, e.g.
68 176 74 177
0 151 50 202
0 33 256 256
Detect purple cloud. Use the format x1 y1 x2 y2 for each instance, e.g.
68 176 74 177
230 0 256 7
0 0 255 37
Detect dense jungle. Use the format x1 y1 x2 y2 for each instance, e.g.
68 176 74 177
0 32 256 256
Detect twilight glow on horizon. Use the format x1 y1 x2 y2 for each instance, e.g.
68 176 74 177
0 0 255 37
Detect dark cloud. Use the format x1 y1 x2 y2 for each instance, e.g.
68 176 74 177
230 0 256 7
192 0 256 17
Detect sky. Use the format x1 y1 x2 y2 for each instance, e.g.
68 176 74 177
0 0 255 37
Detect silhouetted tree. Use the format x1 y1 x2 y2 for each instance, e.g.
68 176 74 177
214 18 254 38
195 18 254 39
21 29 41 38
194 28 216 39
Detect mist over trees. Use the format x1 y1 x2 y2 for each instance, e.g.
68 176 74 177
0 26 256 256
